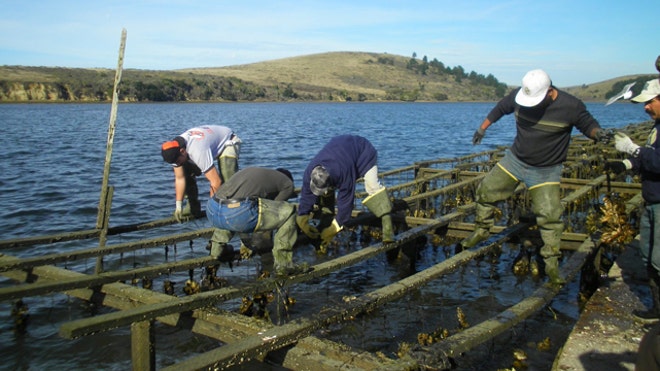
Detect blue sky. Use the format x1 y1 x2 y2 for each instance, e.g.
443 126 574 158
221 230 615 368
0 1 657 87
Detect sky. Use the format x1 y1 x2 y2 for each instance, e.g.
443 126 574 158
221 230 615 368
0 1 657 87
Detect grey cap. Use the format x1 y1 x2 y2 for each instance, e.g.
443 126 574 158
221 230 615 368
310 166 330 196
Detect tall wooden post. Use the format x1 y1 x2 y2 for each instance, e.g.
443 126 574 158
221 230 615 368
96 29 127 274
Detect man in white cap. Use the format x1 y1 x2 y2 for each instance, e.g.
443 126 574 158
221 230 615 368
606 76 660 320
463 69 611 285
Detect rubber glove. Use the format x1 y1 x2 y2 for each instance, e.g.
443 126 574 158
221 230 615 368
296 214 320 239
615 132 640 157
472 127 485 145
594 128 616 144
320 218 343 246
604 161 630 174
173 200 183 222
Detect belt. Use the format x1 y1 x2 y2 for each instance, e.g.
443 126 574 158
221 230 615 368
213 197 245 205
212 196 258 206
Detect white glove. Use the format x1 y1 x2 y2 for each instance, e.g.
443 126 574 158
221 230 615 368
614 132 640 156
174 200 183 222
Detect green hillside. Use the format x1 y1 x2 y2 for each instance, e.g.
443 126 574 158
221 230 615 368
0 51 654 103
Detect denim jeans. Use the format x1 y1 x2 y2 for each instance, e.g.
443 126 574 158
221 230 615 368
206 198 258 233
640 202 660 272
498 149 562 189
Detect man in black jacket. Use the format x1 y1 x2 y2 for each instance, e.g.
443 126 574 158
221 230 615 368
465 69 610 285
607 77 660 320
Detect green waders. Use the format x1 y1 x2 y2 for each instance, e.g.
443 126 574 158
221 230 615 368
362 188 395 243
209 228 235 263
255 199 299 275
218 155 238 184
460 165 519 248
530 184 565 285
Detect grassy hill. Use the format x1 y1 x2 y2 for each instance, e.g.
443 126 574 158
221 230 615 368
0 51 655 103
179 51 506 102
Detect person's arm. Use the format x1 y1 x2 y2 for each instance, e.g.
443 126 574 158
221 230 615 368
472 118 492 145
204 166 222 197
173 166 186 203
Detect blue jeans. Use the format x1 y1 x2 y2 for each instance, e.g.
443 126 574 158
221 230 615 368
498 149 562 189
640 202 660 272
206 198 258 233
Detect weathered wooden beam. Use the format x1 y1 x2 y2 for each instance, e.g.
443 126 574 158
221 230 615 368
131 320 155 371
0 256 218 301
0 228 214 273
0 214 201 250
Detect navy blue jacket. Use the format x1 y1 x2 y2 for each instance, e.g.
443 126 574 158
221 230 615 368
629 120 660 204
298 135 378 226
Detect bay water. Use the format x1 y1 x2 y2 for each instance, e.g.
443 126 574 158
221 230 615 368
0 101 649 370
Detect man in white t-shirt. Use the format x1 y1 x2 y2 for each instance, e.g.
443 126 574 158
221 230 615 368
161 125 241 220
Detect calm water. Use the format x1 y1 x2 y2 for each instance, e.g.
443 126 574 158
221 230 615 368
0 102 649 370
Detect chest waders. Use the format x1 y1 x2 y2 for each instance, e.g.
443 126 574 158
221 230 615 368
460 165 565 284
529 183 565 285
362 187 395 243
459 165 518 248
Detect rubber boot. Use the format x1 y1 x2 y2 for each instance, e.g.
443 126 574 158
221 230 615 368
634 269 660 321
543 256 565 285
459 165 519 249
218 156 238 184
209 228 234 262
362 188 395 243
530 185 565 285
211 242 235 263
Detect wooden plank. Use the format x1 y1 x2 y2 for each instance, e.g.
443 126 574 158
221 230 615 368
0 256 218 301
0 215 199 250
131 320 155 371
0 228 214 272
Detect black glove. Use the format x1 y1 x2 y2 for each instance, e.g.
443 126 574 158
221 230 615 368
604 161 627 174
594 128 616 144
472 128 485 145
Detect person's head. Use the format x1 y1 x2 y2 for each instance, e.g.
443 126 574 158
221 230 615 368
276 167 294 182
632 79 660 121
161 136 187 165
515 69 553 108
309 165 330 196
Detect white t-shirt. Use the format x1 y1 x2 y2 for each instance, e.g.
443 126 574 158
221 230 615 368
178 125 234 173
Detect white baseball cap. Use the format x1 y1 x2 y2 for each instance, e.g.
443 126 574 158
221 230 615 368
631 79 660 103
515 69 552 107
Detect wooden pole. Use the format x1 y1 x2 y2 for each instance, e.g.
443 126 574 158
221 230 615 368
96 29 127 273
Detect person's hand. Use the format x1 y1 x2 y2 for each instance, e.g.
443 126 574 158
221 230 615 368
615 132 641 156
604 161 627 174
594 128 616 144
320 219 343 245
472 127 485 145
173 200 183 223
296 214 320 239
